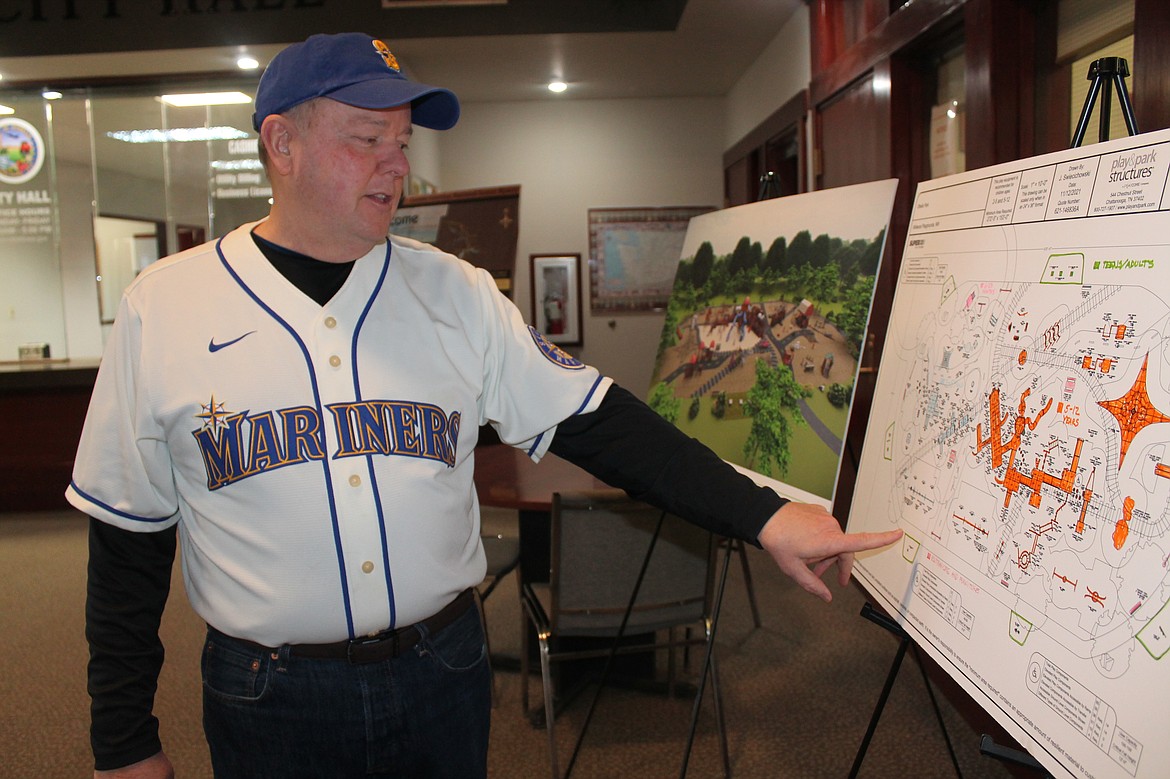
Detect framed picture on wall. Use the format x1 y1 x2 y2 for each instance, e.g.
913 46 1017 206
530 253 582 346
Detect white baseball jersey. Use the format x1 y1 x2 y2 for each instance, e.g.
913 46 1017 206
67 220 611 646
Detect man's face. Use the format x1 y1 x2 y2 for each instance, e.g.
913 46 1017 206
286 99 412 260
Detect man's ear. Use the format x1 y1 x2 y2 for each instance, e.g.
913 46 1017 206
259 115 296 175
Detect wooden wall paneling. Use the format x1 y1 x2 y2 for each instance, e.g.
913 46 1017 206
963 0 1038 169
1133 0 1170 133
810 0 965 106
1033 0 1070 155
811 0 847 73
816 73 890 191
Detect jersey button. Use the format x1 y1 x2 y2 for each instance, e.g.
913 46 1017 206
348 474 361 487
361 561 375 574
324 316 337 329
329 355 341 367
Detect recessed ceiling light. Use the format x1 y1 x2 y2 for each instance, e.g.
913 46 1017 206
160 91 252 107
237 56 260 70
0 104 14 115
42 90 63 100
548 81 568 94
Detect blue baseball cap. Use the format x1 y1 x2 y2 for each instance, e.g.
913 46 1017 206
252 33 460 132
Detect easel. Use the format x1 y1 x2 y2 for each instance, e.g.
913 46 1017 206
758 171 781 201
852 57 1141 778
848 602 963 778
1071 56 1138 147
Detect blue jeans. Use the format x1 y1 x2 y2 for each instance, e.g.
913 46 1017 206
201 603 491 778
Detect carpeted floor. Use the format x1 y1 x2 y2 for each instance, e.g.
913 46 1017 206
0 508 1025 778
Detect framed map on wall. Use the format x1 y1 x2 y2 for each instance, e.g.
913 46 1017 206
588 206 713 313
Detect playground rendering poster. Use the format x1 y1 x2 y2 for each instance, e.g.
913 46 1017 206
647 180 898 506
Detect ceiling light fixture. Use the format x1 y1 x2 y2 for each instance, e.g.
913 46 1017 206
106 126 251 144
548 81 568 94
42 90 63 100
237 56 260 70
0 104 14 115
160 91 252 107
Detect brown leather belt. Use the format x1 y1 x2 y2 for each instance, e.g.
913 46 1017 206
221 588 476 665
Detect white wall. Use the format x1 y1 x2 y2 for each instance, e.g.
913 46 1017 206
724 4 811 150
406 125 443 189
438 96 725 398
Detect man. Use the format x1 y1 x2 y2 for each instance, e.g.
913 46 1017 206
69 32 901 778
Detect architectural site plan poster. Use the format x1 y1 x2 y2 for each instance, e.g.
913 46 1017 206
647 180 897 507
849 129 1170 779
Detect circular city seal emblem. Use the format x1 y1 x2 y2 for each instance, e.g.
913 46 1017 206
527 325 585 370
0 117 45 185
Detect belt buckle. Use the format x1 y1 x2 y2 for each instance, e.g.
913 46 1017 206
346 630 399 664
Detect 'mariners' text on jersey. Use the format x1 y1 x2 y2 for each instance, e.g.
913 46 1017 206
192 397 461 490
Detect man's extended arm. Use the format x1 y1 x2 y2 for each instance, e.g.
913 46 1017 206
549 383 785 543
86 518 177 774
549 383 901 600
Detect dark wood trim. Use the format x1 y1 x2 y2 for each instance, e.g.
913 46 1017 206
810 0 965 105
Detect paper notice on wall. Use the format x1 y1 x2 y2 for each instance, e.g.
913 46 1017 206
930 102 964 179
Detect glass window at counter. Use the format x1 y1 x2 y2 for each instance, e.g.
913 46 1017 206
89 86 269 323
1 82 270 358
0 93 66 361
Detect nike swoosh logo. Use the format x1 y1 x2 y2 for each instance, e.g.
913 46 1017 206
208 331 257 353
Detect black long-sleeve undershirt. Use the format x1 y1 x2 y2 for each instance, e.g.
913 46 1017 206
550 383 786 544
86 519 176 770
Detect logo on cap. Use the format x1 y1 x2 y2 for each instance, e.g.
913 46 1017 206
372 40 400 71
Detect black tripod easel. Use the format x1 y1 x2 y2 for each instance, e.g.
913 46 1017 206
757 171 780 201
848 602 963 778
1071 56 1138 147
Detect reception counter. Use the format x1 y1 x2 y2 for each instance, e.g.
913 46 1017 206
0 360 99 512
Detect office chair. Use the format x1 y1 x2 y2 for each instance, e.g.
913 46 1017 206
520 489 729 778
478 526 521 706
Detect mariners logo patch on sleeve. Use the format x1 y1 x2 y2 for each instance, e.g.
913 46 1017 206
527 326 585 370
